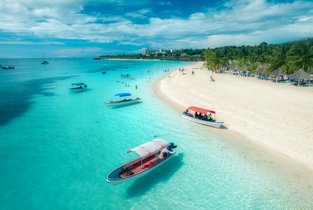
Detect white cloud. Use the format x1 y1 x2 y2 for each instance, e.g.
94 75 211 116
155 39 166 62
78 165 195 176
0 0 313 50
0 41 64 45
298 16 313 22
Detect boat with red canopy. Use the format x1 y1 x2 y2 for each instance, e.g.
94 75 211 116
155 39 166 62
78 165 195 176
182 106 224 128
106 139 177 186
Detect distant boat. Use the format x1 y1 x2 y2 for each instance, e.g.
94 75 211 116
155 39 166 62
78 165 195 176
41 60 49 65
1 65 15 70
70 83 88 90
106 139 177 186
105 92 141 106
182 106 224 128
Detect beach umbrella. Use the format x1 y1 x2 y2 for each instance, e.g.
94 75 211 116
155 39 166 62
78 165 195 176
257 68 268 79
257 68 265 74
270 68 284 77
289 69 311 86
270 68 285 82
258 68 268 76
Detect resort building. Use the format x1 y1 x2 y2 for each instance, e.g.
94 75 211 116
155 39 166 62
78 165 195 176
141 48 148 55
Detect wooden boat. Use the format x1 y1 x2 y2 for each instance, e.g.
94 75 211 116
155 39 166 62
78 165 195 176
182 106 224 128
1 65 15 70
106 139 177 186
70 83 88 90
105 93 141 106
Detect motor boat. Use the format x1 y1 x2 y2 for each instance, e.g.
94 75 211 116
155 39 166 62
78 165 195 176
106 139 177 186
1 65 15 70
70 83 88 90
105 93 141 106
182 106 224 128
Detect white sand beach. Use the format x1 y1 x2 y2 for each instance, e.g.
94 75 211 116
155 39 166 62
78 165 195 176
157 62 313 169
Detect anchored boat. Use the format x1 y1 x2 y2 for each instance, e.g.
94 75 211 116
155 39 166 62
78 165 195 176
41 60 49 65
182 106 224 128
106 139 177 186
1 65 15 70
70 83 88 90
105 92 141 106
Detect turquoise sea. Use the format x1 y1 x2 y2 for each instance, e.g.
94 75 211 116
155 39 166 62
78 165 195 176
0 58 312 209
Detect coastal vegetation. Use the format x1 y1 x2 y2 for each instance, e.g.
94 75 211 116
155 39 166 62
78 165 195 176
204 38 313 74
96 38 313 74
96 49 206 61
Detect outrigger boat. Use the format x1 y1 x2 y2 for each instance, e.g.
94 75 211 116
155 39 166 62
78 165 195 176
70 83 88 90
106 139 177 186
105 92 141 106
182 106 224 128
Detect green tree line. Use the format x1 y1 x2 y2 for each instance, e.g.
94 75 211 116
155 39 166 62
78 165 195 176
204 38 313 74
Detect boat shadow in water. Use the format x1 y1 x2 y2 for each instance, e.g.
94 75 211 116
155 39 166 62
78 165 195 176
111 102 142 109
125 153 184 198
69 89 92 94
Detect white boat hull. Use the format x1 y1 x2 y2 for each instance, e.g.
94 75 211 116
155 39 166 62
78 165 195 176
106 151 176 186
105 99 141 106
182 114 223 128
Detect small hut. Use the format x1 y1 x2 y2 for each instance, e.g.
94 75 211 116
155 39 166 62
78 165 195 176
289 69 311 86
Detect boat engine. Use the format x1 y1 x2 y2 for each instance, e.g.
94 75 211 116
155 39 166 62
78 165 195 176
167 142 177 152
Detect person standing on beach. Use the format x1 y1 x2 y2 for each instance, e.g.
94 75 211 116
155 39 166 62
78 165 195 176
135 85 138 90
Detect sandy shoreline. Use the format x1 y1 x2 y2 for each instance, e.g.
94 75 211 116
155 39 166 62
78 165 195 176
155 62 313 170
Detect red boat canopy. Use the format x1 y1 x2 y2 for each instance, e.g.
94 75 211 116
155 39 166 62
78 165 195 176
187 106 216 114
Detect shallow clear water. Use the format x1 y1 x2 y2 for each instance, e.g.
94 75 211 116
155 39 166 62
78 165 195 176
0 58 312 209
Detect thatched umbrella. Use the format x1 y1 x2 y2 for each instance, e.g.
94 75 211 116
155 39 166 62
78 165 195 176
270 68 285 82
270 68 284 77
289 69 311 86
257 68 268 79
257 68 266 75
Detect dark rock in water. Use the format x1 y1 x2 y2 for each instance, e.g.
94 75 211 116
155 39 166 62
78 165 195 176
102 71 106 74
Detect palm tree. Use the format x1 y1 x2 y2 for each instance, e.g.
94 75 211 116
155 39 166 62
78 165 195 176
204 51 215 69
256 42 269 65
204 50 226 71
247 61 259 72
288 41 313 72
269 45 291 73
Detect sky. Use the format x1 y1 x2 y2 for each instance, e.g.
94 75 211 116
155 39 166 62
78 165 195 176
0 0 313 58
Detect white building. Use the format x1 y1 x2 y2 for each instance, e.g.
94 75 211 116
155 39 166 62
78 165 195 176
141 48 148 55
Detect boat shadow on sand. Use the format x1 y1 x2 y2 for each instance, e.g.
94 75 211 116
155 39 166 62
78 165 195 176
220 125 227 129
125 153 184 198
